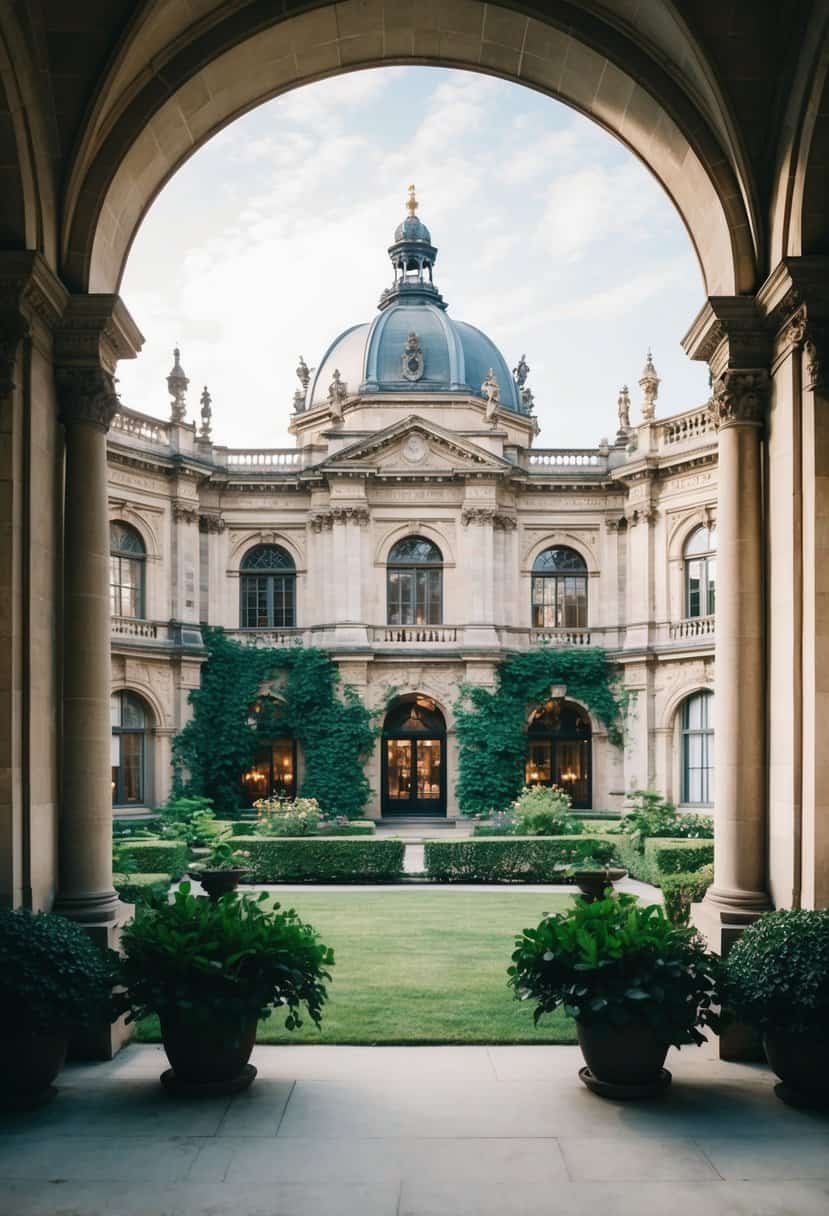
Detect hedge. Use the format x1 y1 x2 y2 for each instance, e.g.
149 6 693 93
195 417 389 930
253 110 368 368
113 872 172 905
233 836 404 882
230 820 376 837
113 816 161 839
114 839 189 880
661 864 714 926
423 836 616 883
614 834 715 885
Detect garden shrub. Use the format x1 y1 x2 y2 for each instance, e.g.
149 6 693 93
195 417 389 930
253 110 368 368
647 838 714 877
113 872 172 906
660 864 714 926
424 836 616 883
725 908 829 1035
511 785 583 836
113 817 161 839
234 836 404 882
619 789 713 854
230 818 375 837
115 839 189 880
254 796 322 836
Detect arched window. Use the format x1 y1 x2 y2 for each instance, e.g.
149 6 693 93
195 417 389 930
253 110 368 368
531 546 588 628
111 691 151 807
110 521 146 619
526 699 592 808
684 525 716 618
681 690 714 805
387 537 442 626
240 544 296 628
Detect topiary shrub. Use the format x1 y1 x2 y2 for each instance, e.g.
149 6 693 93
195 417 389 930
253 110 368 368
660 864 714 926
646 839 714 878
115 839 189 880
424 836 616 883
113 872 173 907
726 908 829 1035
234 837 404 883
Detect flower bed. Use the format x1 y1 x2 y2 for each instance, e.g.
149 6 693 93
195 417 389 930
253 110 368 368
233 837 404 883
114 839 189 880
113 872 172 906
423 836 616 883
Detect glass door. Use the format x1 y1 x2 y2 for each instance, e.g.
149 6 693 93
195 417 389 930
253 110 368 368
383 736 445 815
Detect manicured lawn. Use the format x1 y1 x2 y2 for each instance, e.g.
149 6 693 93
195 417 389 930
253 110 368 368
136 889 578 1045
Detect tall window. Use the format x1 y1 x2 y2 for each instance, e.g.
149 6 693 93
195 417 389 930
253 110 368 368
531 546 588 628
240 544 296 628
387 537 442 626
110 521 146 618
684 525 716 618
111 691 150 806
681 691 714 805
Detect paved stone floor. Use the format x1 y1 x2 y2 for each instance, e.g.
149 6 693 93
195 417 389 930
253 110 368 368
1 1042 828 1214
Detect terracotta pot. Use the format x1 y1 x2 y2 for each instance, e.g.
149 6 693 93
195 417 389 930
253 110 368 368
0 1030 67 1108
572 867 627 902
763 1028 829 1104
160 1013 258 1085
577 1020 669 1087
191 868 249 901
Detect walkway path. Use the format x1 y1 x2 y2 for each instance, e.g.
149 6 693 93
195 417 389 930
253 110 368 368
1 1043 827 1214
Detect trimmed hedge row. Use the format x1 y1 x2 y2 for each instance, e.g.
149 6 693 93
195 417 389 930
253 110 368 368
229 820 376 837
647 838 714 877
423 836 616 883
113 872 172 905
234 836 404 882
115 839 189 880
661 864 714 926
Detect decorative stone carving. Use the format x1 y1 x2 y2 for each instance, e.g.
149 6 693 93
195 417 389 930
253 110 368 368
199 513 225 533
296 355 310 393
639 350 659 421
199 385 212 440
805 324 827 392
481 369 500 422
310 505 370 531
494 512 518 531
462 506 497 526
402 434 428 464
708 369 769 430
626 506 658 528
401 332 425 382
616 384 631 439
167 348 188 422
56 364 119 431
172 500 199 525
520 384 535 411
327 368 347 420
513 354 529 387
0 308 30 398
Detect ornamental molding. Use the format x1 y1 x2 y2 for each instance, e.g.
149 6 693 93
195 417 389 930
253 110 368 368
55 295 143 376
0 309 30 398
171 500 199 525
198 513 226 533
310 505 370 531
804 323 827 392
708 369 770 430
625 506 658 528
400 332 425 382
56 364 119 431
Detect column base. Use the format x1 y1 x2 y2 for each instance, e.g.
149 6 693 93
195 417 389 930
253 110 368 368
53 887 120 925
691 893 768 1063
68 901 135 1061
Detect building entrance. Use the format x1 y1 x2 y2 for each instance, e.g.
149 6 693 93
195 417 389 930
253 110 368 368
382 697 446 817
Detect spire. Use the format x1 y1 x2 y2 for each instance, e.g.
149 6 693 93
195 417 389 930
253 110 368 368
639 349 660 421
379 185 445 311
199 385 212 440
167 347 189 422
406 183 418 217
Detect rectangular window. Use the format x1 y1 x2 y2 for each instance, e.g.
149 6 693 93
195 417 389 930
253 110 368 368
706 557 716 616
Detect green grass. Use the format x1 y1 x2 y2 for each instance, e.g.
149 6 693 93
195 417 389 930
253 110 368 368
135 890 577 1045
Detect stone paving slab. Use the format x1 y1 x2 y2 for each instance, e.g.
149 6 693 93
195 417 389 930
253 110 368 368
1 1044 827 1215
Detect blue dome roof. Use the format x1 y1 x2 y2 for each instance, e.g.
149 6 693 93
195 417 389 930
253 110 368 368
394 214 431 243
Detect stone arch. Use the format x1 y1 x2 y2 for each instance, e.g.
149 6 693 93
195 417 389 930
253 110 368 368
522 533 598 574
110 680 166 730
666 508 717 563
108 507 160 560
228 531 305 574
60 2 755 296
661 680 715 732
374 522 456 568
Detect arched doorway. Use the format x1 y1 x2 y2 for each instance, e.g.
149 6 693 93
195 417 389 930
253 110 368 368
525 699 592 809
240 696 298 806
382 696 446 818
111 690 152 809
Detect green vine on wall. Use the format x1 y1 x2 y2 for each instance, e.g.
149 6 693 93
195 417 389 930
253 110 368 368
454 647 628 816
173 628 377 817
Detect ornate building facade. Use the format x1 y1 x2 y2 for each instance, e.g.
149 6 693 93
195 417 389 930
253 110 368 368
107 195 718 820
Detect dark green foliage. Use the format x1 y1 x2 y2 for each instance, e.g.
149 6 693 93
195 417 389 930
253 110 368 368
613 835 714 885
115 840 190 880
453 648 627 815
726 908 829 1035
113 872 173 907
619 790 713 855
0 908 118 1035
117 884 333 1032
234 836 405 882
660 864 714 926
230 819 375 837
173 628 376 817
114 817 161 839
424 836 616 883
508 894 722 1045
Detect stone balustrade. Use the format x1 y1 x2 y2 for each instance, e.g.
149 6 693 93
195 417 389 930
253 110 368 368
223 449 302 468
530 627 593 646
669 615 716 640
371 625 459 644
110 407 172 446
111 615 162 639
227 628 306 648
527 449 606 470
658 405 714 447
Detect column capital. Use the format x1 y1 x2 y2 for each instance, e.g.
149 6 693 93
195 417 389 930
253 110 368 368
708 369 770 431
756 257 829 386
0 252 69 396
54 293 144 432
682 296 770 379
56 364 119 431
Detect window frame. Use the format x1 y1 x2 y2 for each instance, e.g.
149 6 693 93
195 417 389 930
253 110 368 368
110 521 146 620
386 537 443 627
683 526 717 619
531 546 588 629
111 690 150 808
680 690 714 806
239 544 296 629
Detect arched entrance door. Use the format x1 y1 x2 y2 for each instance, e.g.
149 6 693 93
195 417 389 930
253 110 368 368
525 699 592 809
382 696 446 818
240 696 297 806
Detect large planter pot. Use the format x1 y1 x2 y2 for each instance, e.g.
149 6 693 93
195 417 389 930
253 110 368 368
572 867 627 903
763 1028 829 1108
577 1021 671 1099
191 868 249 902
0 1030 68 1109
159 1013 258 1097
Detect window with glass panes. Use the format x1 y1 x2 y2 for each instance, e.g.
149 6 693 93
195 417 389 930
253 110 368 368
387 537 442 626
684 526 717 618
681 690 714 805
239 544 296 628
531 546 588 628
111 691 150 806
110 522 146 618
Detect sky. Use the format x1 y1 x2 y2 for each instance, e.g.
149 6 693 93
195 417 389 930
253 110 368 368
117 66 711 450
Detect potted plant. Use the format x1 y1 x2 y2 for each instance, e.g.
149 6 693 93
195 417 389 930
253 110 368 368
117 883 333 1095
726 908 829 1108
568 854 627 902
189 838 251 900
0 908 117 1108
508 894 721 1099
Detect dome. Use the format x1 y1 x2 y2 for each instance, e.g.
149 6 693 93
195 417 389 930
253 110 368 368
394 214 431 243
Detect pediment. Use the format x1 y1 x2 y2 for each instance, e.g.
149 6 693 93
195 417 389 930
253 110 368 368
318 416 511 475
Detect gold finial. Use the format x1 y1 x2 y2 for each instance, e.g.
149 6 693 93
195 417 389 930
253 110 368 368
406 183 418 216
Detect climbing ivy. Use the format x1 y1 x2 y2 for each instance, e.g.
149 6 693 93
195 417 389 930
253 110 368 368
454 647 628 816
173 628 377 817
